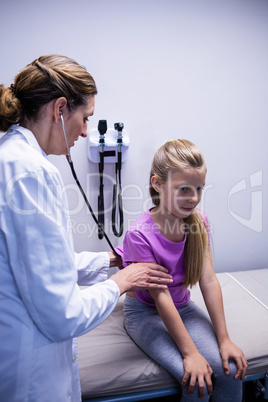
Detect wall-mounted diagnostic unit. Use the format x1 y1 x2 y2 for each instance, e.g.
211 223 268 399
88 120 129 239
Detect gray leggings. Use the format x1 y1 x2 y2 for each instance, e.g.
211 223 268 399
124 296 242 402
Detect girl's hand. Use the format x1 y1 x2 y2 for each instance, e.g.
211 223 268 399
182 352 213 398
108 251 122 268
219 339 248 380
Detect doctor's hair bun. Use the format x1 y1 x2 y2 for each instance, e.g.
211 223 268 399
15 54 97 116
0 54 97 132
0 84 21 132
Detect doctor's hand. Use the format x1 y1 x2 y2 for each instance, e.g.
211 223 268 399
109 262 173 295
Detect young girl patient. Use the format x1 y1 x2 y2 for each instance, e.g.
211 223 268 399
116 139 247 401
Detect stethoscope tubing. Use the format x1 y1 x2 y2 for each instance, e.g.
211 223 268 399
60 114 120 257
112 148 124 237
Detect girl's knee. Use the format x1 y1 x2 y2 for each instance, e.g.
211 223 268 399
212 357 237 377
228 359 239 377
222 359 241 383
212 361 243 401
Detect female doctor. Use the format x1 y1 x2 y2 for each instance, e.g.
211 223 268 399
0 54 173 402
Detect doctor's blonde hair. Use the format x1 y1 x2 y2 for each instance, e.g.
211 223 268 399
0 54 97 132
149 139 208 288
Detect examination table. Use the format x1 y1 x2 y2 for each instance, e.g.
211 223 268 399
78 269 268 401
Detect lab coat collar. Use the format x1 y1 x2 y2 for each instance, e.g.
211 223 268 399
8 124 48 158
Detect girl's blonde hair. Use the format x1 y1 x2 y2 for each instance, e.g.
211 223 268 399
149 139 208 288
0 54 97 132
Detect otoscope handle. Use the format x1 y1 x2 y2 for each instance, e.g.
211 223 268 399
117 149 122 171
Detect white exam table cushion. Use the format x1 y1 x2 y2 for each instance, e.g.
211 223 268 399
78 269 268 398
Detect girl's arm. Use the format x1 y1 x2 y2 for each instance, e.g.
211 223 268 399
199 249 248 380
149 286 213 398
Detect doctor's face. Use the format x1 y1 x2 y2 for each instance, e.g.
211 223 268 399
62 96 95 153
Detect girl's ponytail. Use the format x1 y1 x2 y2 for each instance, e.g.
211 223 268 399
184 210 208 288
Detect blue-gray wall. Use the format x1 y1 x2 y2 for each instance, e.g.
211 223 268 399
1 0 267 272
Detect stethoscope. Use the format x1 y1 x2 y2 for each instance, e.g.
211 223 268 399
59 111 120 257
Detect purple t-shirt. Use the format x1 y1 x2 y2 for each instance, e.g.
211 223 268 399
116 208 209 309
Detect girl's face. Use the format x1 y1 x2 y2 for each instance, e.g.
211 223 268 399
153 167 206 219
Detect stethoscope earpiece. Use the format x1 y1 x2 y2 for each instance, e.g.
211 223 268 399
59 111 72 162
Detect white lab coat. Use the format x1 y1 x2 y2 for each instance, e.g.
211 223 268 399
0 125 120 401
